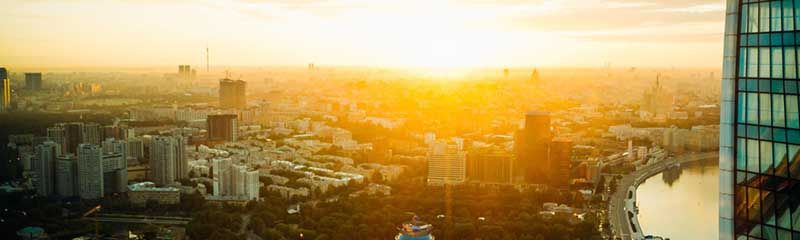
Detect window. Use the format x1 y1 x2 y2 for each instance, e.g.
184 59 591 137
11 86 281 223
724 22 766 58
738 138 747 171
775 143 788 177
787 95 800 128
748 93 760 124
771 1 782 32
750 48 759 78
760 93 772 126
740 48 748 77
748 139 760 173
790 144 800 179
773 94 786 127
783 0 795 31
772 48 783 78
743 3 751 33
760 2 770 32
760 141 773 174
751 3 760 33
784 47 796 79
740 93 748 123
761 47 771 78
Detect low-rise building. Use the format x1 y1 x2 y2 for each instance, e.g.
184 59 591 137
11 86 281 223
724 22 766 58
128 182 180 206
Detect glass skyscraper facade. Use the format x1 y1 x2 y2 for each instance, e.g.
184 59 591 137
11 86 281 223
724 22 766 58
722 0 800 239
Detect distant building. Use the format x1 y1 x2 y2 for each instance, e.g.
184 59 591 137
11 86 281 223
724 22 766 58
207 114 238 142
61 123 84 155
83 123 102 145
24 73 42 90
219 78 246 109
1 67 10 112
515 112 552 184
211 158 258 200
211 158 232 196
640 75 672 120
426 140 466 185
77 144 103 199
126 137 144 162
466 146 512 184
549 138 572 189
55 155 77 197
128 182 180 206
102 153 127 194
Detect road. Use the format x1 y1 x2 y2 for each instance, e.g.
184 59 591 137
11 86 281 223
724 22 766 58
607 151 718 240
86 214 192 226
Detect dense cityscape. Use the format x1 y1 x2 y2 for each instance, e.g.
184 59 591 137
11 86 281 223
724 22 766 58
3 0 799 240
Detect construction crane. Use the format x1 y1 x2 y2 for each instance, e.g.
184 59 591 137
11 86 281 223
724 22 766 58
82 205 102 238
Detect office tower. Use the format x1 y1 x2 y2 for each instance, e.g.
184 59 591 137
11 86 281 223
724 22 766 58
466 146 513 184
25 72 42 90
82 123 102 145
515 112 552 184
102 153 127 194
149 136 185 186
77 144 103 199
62 123 84 155
426 140 466 186
33 141 60 196
0 67 9 111
211 158 232 196
207 114 238 142
219 78 246 109
55 155 77 197
46 126 66 152
721 1 800 239
549 138 572 189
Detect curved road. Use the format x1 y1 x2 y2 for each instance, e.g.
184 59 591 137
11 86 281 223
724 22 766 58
608 151 718 240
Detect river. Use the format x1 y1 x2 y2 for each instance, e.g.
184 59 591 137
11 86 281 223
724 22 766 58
635 159 719 239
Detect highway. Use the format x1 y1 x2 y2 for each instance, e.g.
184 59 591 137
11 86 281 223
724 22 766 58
607 151 718 240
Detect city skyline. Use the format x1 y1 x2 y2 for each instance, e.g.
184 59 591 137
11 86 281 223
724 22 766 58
2 0 725 68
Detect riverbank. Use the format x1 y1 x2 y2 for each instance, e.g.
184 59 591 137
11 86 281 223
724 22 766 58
608 152 718 240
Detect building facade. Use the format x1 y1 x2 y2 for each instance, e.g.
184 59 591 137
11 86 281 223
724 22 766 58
77 144 104 199
219 78 246 109
426 141 466 185
149 136 186 186
207 114 238 142
25 72 42 90
721 1 800 239
515 112 552 184
1 67 10 112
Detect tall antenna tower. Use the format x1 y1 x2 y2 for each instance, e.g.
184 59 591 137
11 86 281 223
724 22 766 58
206 45 210 73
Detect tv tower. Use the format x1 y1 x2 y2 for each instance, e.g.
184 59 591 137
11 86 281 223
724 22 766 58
206 45 210 72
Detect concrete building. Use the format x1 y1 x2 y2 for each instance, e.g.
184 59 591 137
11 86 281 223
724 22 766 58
219 78 246 109
549 138 572 189
77 144 103 199
128 182 181 206
102 153 127 194
46 126 66 152
515 112 552 184
149 136 186 186
207 114 238 142
126 137 144 163
211 158 232 196
82 123 102 145
55 155 77 197
33 141 60 196
426 141 466 186
24 72 42 90
466 146 512 184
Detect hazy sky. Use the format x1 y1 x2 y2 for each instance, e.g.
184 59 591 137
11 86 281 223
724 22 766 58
0 0 725 69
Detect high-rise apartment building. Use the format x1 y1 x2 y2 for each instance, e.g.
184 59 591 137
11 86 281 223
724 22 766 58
62 123 84 155
47 126 66 152
83 123 102 145
211 157 232 196
33 141 60 196
426 140 466 186
55 155 77 197
77 144 103 199
25 72 42 90
721 1 800 239
102 153 127 194
0 67 10 112
207 114 238 142
149 136 186 186
219 78 246 109
515 112 552 184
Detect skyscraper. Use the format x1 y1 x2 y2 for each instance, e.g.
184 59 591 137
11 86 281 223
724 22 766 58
515 112 552 184
207 114 238 142
211 157 232 196
466 146 513 184
426 140 466 186
77 144 103 199
721 1 800 239
149 136 185 186
25 72 42 91
0 67 10 112
102 153 127 194
47 125 66 152
219 78 246 109
83 123 102 145
62 123 84 155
